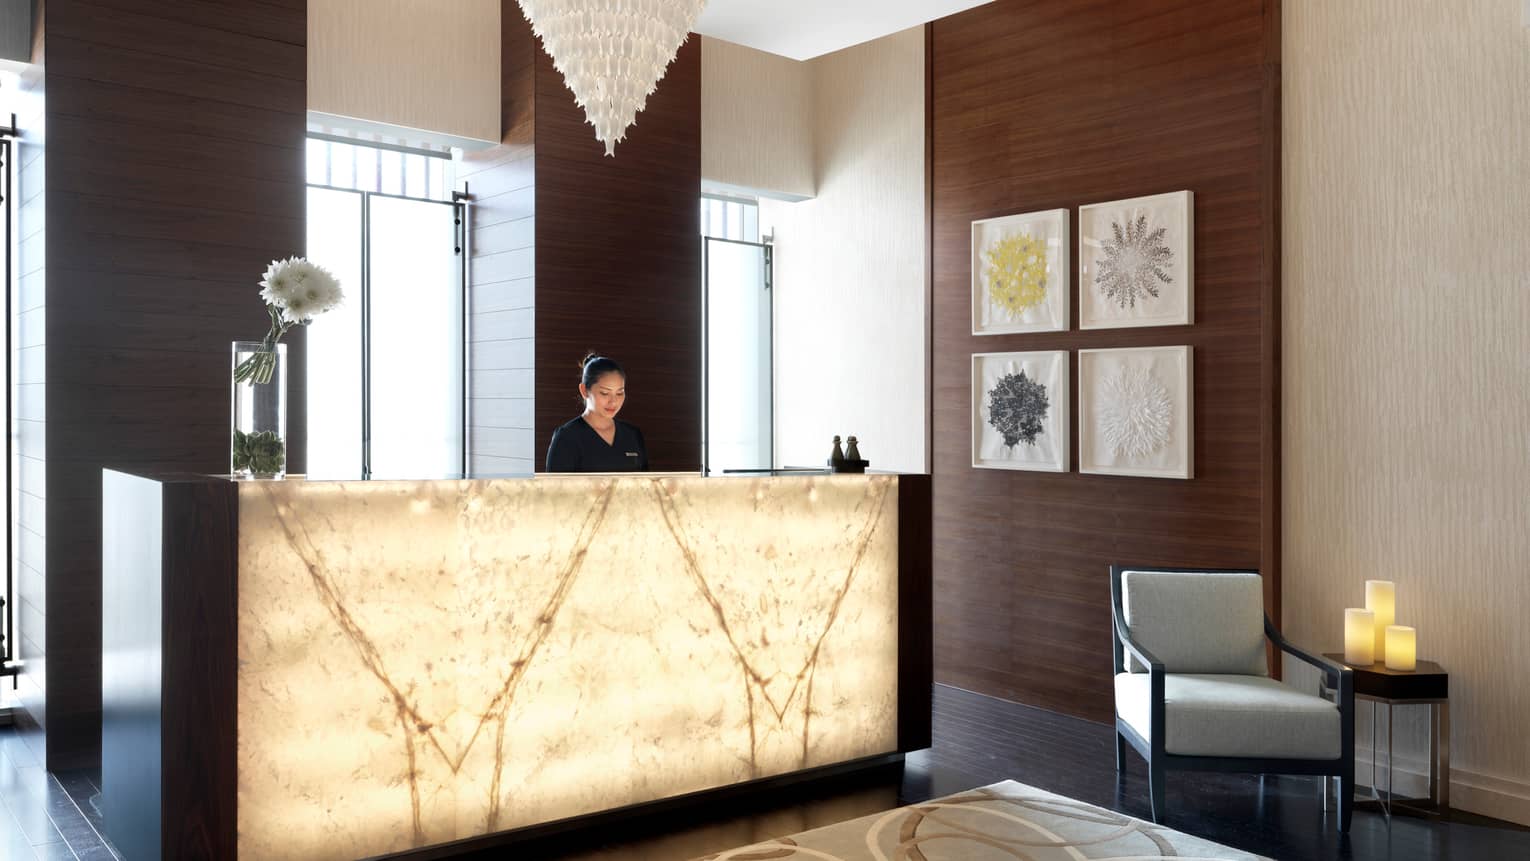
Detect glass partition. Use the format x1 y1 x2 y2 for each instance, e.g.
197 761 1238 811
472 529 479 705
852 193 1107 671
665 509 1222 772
704 237 772 472
368 196 463 478
304 188 364 476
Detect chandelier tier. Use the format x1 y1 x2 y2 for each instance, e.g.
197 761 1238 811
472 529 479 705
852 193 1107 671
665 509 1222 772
517 0 708 157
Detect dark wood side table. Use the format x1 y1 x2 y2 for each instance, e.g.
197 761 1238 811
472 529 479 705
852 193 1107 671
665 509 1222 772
1323 654 1450 815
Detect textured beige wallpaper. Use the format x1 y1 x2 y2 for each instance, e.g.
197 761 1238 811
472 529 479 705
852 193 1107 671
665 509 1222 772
1283 0 1530 824
700 37 815 198
309 0 500 145
760 27 928 472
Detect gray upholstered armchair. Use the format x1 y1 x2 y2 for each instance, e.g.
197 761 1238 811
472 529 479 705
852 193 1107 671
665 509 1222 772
1110 565 1355 832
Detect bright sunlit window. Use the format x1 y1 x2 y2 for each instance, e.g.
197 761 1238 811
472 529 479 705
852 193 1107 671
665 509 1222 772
305 137 464 479
701 194 759 242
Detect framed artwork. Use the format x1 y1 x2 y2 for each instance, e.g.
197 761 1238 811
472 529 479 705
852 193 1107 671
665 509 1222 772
1078 191 1194 329
972 351 1070 472
971 208 1070 334
1078 346 1193 479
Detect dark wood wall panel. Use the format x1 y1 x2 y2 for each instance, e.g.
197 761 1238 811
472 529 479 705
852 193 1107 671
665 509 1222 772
930 0 1280 722
37 0 307 768
532 33 702 471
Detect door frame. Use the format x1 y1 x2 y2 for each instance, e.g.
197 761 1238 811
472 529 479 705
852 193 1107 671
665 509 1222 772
702 235 774 474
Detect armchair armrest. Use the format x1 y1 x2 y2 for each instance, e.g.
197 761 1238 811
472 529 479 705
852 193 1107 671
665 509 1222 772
1113 609 1165 675
1264 617 1349 688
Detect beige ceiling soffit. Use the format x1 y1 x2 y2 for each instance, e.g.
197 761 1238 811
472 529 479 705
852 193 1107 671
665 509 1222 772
306 111 498 154
703 179 813 204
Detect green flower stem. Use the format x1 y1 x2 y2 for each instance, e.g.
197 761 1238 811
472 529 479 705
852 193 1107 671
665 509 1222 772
233 306 295 386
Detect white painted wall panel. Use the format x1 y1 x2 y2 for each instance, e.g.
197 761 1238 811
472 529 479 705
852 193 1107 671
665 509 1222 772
1283 0 1530 825
12 55 46 750
761 27 927 473
471 278 533 315
469 369 534 399
701 37 815 199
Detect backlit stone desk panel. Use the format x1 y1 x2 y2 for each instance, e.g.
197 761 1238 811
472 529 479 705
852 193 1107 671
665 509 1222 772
101 472 932 861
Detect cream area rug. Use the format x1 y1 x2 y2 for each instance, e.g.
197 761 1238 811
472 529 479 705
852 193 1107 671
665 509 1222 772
689 781 1268 861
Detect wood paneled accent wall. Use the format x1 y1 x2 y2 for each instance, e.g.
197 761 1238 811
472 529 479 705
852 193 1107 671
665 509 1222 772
470 9 700 472
30 0 307 768
492 8 702 472
930 0 1280 722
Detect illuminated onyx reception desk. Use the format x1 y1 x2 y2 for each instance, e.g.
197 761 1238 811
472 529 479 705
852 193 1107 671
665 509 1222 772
101 471 931 860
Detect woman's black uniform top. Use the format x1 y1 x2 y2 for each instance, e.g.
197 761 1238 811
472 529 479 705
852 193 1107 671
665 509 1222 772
545 417 649 472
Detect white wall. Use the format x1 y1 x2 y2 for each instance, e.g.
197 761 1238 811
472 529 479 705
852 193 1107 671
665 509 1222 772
701 37 815 199
759 27 927 472
1283 0 1530 825
309 0 500 146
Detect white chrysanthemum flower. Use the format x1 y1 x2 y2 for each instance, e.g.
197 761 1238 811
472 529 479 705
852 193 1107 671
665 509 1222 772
280 294 316 325
263 258 343 324
259 257 302 308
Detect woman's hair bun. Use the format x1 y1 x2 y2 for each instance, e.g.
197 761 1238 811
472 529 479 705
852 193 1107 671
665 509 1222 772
579 353 625 387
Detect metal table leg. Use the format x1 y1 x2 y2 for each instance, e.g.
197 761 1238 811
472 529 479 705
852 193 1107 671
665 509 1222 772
1386 702 1394 809
1437 700 1450 809
1429 701 1440 804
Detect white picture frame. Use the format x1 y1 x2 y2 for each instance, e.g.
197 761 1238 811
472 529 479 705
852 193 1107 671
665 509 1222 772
1078 191 1194 330
972 351 1070 472
971 208 1070 335
1078 346 1193 479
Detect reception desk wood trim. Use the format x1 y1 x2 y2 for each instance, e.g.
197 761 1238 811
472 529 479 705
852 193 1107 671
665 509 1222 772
897 474 934 753
102 472 932 861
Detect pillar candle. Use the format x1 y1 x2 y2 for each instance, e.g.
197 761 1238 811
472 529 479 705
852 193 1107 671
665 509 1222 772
1365 579 1395 659
1344 608 1375 665
1385 626 1417 671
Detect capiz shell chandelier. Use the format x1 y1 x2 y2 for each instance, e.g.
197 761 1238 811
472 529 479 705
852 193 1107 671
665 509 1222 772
517 0 708 156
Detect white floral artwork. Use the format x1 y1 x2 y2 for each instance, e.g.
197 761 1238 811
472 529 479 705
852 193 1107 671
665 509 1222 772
972 351 1069 472
1079 346 1192 479
1099 366 1172 458
1078 191 1193 329
971 209 1070 334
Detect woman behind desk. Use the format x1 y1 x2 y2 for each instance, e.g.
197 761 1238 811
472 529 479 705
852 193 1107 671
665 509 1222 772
545 354 650 472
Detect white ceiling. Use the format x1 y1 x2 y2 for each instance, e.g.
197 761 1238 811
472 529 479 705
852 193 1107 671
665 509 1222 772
693 0 996 61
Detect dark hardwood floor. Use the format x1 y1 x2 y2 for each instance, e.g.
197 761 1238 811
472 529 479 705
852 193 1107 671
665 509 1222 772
0 721 117 860
4 685 1526 860
528 686 1528 861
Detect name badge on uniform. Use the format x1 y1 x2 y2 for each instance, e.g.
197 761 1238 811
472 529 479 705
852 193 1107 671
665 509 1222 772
626 452 639 457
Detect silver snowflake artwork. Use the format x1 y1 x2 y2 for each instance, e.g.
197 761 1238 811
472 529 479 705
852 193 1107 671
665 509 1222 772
1099 366 1172 458
987 371 1050 448
1094 213 1173 308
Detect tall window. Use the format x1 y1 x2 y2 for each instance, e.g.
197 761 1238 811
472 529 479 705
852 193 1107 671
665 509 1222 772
306 138 465 479
701 195 759 243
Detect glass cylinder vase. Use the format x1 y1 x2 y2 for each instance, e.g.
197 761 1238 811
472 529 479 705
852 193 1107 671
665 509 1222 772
231 340 287 479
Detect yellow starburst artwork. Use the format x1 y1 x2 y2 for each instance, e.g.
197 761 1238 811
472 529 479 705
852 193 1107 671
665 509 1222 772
984 233 1049 315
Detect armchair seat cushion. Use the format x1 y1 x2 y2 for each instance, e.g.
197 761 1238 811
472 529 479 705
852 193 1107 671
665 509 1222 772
1115 673 1341 760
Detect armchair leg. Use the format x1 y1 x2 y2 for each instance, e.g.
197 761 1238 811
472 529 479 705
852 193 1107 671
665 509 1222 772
1148 758 1166 823
1339 765 1354 833
1115 731 1127 773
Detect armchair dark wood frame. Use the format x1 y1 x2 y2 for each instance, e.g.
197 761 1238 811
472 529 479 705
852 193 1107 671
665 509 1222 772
1109 565 1356 832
